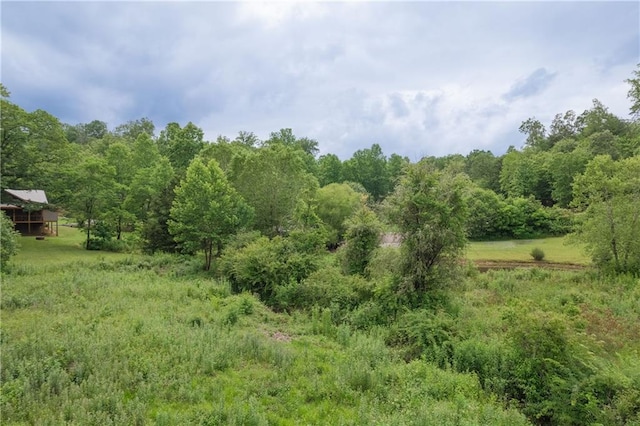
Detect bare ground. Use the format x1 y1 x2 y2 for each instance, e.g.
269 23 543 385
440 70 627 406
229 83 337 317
473 260 587 272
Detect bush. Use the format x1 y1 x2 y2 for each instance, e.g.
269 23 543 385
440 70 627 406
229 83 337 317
530 247 545 261
340 207 381 275
1 212 20 270
275 266 365 312
221 235 320 305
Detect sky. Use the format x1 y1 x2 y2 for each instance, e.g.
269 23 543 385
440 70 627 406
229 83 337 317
1 1 638 160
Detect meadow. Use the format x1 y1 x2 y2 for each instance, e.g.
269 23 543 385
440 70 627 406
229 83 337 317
2 230 639 425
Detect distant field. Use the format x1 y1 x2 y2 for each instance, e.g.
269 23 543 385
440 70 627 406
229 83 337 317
466 237 589 265
12 225 139 267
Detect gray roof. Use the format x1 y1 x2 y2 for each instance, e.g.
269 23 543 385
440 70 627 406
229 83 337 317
4 189 49 204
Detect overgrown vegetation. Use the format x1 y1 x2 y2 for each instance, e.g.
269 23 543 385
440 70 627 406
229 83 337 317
1 68 639 425
2 233 639 425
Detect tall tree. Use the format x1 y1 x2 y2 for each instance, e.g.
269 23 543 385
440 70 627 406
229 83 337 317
387 153 410 187
316 153 343 187
571 155 640 273
464 149 501 192
626 64 640 119
500 149 552 205
229 145 318 236
169 158 252 270
385 161 467 301
113 117 155 140
519 118 548 150
69 156 117 249
158 122 205 176
1 91 76 205
343 143 390 201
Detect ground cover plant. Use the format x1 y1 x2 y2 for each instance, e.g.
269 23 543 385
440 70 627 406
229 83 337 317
3 225 639 425
2 233 532 425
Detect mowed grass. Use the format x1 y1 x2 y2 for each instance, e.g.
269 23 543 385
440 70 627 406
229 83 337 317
12 225 142 267
466 236 589 265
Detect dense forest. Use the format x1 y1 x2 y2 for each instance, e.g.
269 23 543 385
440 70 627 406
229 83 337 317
1 67 640 425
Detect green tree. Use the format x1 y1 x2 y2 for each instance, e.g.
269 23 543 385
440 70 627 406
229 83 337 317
199 135 252 173
234 130 260 148
140 181 178 254
316 183 363 247
464 149 501 192
546 143 591 207
316 153 343 187
500 149 552 205
385 162 467 299
69 156 117 249
264 128 319 174
343 143 390 201
626 64 640 119
1 211 20 270
1 92 76 205
463 185 507 239
169 158 252 270
104 142 135 240
340 205 382 275
387 153 410 187
519 117 549 150
113 117 155 140
157 122 205 176
548 110 580 146
572 155 640 273
229 145 318 236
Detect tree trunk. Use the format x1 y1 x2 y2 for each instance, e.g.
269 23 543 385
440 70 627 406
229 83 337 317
204 240 213 271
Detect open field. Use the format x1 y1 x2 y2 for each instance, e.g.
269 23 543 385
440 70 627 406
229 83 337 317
466 237 589 265
12 225 141 267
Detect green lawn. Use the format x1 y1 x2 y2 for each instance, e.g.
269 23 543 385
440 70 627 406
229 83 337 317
12 225 140 267
466 236 589 264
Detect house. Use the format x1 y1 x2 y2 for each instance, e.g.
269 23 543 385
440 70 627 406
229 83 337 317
0 189 58 236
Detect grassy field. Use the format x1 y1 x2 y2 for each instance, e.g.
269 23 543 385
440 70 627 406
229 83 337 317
2 233 638 425
12 225 141 267
466 236 589 264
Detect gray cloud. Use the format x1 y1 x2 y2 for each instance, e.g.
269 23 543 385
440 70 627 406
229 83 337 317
503 68 558 101
1 1 638 159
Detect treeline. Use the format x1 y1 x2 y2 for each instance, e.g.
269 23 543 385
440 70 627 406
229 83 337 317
1 69 640 270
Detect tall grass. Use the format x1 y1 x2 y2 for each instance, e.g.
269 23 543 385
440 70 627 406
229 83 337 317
2 256 530 425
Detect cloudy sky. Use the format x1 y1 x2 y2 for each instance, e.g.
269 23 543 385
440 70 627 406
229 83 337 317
2 1 638 159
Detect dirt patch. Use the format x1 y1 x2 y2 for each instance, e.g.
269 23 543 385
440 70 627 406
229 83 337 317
267 331 292 343
473 260 587 272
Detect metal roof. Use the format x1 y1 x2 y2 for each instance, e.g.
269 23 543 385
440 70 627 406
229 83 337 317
4 189 49 204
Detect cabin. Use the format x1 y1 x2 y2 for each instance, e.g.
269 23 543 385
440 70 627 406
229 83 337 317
0 189 58 236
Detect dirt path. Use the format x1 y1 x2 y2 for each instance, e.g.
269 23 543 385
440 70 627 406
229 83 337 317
473 260 587 272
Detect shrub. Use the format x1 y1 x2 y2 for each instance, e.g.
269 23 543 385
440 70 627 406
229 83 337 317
275 266 359 312
340 206 381 275
530 247 545 261
1 212 20 269
221 235 319 305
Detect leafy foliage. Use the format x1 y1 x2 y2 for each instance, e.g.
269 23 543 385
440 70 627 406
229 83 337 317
385 162 467 298
221 234 321 305
571 155 640 273
316 183 363 247
169 158 252 270
340 206 382 276
530 247 545 261
0 211 20 269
